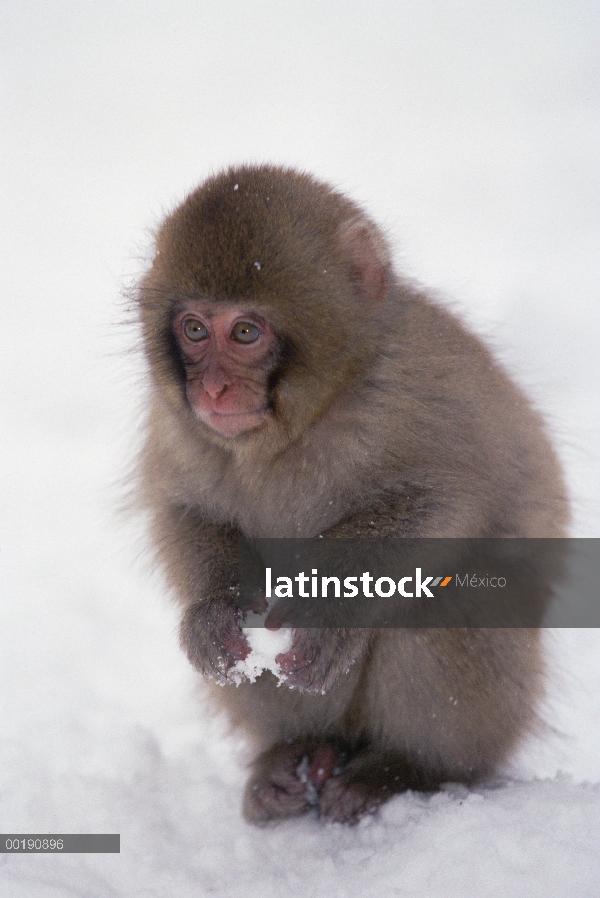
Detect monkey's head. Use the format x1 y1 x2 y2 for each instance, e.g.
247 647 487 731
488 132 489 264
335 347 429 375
137 165 391 443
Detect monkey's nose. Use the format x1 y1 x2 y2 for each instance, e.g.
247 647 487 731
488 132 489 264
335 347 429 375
203 380 229 400
202 366 230 399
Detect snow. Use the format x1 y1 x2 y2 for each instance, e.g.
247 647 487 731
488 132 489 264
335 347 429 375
1 1 599 895
233 627 294 683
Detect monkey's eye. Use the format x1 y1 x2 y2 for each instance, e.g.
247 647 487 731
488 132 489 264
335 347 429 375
231 321 260 344
182 318 208 342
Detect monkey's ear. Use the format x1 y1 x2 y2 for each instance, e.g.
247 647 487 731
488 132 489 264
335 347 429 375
338 218 390 305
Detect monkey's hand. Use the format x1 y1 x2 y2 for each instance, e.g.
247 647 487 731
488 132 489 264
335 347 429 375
179 600 250 682
243 740 344 824
275 628 367 695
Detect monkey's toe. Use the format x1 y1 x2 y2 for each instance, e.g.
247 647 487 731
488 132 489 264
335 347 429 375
243 769 313 824
319 775 387 824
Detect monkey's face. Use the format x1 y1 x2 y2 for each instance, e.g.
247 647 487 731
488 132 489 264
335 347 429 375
173 302 277 437
139 165 391 446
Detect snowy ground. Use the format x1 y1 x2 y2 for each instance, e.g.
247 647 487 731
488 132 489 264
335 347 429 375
1 2 599 895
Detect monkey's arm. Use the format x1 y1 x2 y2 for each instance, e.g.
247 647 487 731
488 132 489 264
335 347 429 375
323 478 501 539
271 485 496 692
151 499 375 693
149 503 251 679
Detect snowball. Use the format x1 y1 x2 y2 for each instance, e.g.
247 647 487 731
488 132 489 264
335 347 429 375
231 623 293 685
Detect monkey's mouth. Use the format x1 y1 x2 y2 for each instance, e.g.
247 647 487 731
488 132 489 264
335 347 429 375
201 407 270 438
185 380 270 436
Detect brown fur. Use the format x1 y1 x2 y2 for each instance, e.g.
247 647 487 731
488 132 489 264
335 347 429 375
135 164 568 824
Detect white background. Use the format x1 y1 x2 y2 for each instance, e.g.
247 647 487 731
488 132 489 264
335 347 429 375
1 2 599 895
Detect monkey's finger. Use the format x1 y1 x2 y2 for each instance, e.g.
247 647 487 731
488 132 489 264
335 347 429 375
307 745 343 787
275 645 314 674
238 588 268 615
264 603 294 629
221 622 251 663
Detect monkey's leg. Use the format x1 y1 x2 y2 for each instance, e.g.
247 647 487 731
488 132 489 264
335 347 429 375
319 749 438 824
243 739 345 824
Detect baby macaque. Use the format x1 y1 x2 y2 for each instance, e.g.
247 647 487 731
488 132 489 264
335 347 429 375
134 165 568 823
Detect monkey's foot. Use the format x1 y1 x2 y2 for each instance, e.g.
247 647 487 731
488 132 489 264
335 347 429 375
319 753 433 824
243 741 343 825
319 774 389 824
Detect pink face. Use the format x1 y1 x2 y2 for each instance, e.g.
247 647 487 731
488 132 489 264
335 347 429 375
173 304 277 437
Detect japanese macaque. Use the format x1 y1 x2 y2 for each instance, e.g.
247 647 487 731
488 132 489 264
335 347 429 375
135 164 568 824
